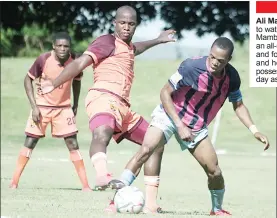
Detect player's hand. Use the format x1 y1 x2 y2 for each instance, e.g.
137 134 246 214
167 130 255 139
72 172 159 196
176 123 194 142
157 29 177 43
254 132 270 151
72 105 78 116
32 106 41 123
41 79 55 94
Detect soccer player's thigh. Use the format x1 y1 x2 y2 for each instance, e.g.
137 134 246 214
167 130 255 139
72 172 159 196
123 106 172 151
25 108 50 139
51 108 78 138
189 136 219 175
123 110 168 176
85 91 126 134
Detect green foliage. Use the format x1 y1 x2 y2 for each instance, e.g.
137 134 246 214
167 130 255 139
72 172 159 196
0 28 18 56
2 2 249 42
1 23 94 57
71 39 94 54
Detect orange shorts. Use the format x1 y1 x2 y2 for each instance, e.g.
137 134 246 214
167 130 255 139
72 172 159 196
25 107 78 138
85 89 149 144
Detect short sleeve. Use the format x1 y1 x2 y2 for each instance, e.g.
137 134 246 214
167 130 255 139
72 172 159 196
227 66 242 102
83 35 116 65
28 53 50 79
168 59 195 90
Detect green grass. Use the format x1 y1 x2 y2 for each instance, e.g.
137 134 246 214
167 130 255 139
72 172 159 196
1 56 276 218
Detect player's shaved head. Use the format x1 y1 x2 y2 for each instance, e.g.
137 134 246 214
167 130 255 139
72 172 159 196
114 5 138 43
211 37 234 57
115 5 137 21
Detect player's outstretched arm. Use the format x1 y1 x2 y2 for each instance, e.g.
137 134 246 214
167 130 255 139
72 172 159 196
133 29 176 56
232 100 270 150
160 82 193 141
41 54 93 94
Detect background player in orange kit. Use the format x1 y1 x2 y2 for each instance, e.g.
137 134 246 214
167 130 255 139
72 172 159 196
10 32 91 191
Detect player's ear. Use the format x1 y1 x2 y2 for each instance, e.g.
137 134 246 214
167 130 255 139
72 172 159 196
52 43 55 50
113 19 116 26
229 55 232 61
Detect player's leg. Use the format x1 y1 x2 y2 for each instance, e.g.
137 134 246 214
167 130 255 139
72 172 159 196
118 114 165 212
10 109 48 188
90 124 114 190
85 90 126 190
10 136 39 189
51 107 91 191
188 135 231 215
109 105 173 213
64 134 91 191
106 125 166 213
143 144 164 213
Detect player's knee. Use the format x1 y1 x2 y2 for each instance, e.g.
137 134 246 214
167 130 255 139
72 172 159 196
135 146 151 164
24 136 39 149
65 137 79 151
207 166 222 180
154 144 164 156
92 126 113 147
137 142 156 162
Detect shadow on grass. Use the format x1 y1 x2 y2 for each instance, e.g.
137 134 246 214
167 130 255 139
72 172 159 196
158 210 208 216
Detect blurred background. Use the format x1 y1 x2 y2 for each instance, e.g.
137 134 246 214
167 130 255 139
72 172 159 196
1 2 276 218
1 1 250 58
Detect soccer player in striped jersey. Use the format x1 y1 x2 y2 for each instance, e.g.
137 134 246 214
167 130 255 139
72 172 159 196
109 37 270 215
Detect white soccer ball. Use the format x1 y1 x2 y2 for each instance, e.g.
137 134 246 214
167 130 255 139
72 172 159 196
114 186 145 214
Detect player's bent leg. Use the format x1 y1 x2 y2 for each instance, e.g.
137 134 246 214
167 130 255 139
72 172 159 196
116 126 166 213
64 135 92 192
10 136 39 189
90 124 114 190
189 136 231 216
123 126 166 184
106 126 166 214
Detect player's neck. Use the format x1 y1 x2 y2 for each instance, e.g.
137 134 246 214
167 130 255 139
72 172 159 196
113 33 132 45
54 54 70 66
212 69 225 78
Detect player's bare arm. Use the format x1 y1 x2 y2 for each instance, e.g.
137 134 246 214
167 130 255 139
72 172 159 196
41 54 93 94
232 100 270 150
24 75 41 122
52 54 92 88
72 79 81 116
133 30 176 56
160 82 193 141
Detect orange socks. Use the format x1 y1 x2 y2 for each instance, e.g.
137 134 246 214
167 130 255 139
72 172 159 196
70 150 91 190
10 148 91 191
10 147 32 188
144 176 160 210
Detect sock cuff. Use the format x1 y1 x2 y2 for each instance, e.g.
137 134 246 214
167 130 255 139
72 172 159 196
70 150 83 161
210 189 225 195
144 176 160 187
20 147 33 158
90 152 107 164
120 169 136 186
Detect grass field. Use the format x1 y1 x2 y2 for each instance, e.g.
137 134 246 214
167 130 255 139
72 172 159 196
1 54 276 218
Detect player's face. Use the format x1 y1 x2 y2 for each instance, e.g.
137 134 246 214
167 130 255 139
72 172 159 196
208 45 231 74
53 39 71 61
114 13 137 43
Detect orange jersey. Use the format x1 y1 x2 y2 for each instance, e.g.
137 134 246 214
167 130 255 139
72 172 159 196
28 51 83 107
84 34 135 103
